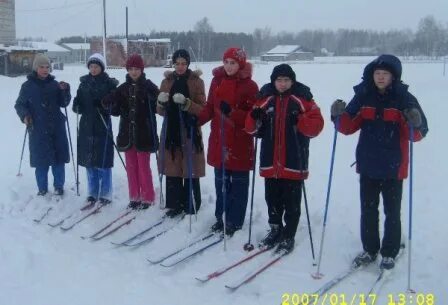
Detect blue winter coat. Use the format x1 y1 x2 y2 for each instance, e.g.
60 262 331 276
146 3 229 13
73 72 118 168
335 55 429 179
14 72 71 168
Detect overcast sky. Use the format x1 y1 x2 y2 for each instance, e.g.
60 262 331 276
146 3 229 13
15 0 448 41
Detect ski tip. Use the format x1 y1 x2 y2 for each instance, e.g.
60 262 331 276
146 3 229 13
311 272 324 280
224 285 238 291
146 258 160 264
194 277 209 283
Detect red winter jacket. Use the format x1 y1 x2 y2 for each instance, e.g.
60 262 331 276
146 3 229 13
196 63 258 171
245 83 324 180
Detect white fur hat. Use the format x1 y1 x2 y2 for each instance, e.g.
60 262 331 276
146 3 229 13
87 53 106 72
32 53 50 71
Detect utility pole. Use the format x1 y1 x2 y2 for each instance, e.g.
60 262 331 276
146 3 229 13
102 0 107 66
125 6 128 41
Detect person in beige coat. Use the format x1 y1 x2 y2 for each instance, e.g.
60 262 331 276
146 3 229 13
156 49 206 218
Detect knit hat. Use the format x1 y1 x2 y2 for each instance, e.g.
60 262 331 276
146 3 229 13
126 53 145 71
32 53 50 71
87 53 106 72
270 64 296 83
172 49 190 67
223 47 246 69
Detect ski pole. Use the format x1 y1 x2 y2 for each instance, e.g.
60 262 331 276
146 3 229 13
302 181 316 265
75 109 80 196
313 118 339 279
147 94 162 207
407 125 415 293
292 120 316 264
97 108 126 170
221 111 227 250
244 135 258 252
187 121 196 232
158 114 168 209
64 106 77 191
17 127 28 177
101 105 111 169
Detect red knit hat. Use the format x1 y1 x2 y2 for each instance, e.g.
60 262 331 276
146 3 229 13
126 53 144 71
223 47 246 69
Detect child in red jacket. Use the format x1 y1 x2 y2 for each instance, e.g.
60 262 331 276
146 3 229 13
196 47 258 236
245 64 324 253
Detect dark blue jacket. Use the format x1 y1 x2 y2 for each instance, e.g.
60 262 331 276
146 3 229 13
73 72 117 168
335 55 428 179
15 72 71 167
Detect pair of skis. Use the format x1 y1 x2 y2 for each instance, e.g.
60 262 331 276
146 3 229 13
195 246 289 290
308 244 406 302
146 233 224 267
81 209 138 241
111 214 184 247
31 194 64 223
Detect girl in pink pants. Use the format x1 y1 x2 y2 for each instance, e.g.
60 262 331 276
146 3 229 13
125 146 155 206
103 54 159 210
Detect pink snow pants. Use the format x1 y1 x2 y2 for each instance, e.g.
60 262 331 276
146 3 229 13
124 146 155 204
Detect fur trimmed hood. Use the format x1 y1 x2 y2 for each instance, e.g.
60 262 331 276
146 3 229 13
163 69 203 80
212 62 253 80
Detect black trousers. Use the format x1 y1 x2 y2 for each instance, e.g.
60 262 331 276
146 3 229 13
360 175 403 258
165 176 201 213
265 178 302 239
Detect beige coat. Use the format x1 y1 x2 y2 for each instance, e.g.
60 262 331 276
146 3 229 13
156 69 206 178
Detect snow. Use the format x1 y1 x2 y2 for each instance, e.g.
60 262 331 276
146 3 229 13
0 58 446 305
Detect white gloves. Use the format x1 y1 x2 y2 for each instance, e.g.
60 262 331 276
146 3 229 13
157 92 169 107
173 93 186 105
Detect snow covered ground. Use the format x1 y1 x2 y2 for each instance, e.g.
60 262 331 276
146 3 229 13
0 57 446 305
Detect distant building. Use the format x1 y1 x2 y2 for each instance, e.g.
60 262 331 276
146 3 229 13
90 38 171 68
0 45 43 76
61 43 91 64
0 0 16 45
349 47 378 56
17 41 71 64
261 45 314 62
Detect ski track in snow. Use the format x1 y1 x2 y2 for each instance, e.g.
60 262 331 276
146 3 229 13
0 58 446 305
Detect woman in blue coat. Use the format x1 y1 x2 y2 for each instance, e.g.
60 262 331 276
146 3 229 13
73 53 118 205
14 54 71 196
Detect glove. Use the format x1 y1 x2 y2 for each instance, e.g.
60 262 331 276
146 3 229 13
403 108 422 128
220 101 231 116
59 81 70 90
331 99 346 117
23 115 32 126
250 107 266 121
172 93 186 105
157 92 169 108
289 111 299 126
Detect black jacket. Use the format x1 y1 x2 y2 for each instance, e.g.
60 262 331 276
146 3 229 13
73 72 117 168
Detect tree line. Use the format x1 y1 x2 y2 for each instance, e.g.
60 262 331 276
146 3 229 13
57 15 448 60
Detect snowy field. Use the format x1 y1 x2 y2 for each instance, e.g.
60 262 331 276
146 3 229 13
0 57 446 305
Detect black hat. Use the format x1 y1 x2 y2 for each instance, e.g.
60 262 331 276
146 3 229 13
172 49 190 67
270 64 296 84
